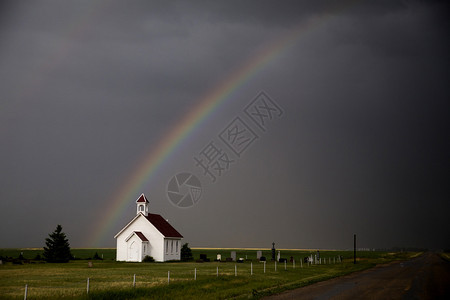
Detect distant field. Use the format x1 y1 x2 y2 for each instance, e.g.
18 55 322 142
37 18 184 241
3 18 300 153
0 248 420 299
0 248 117 261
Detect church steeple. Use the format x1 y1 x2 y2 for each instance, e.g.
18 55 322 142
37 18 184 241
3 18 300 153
136 193 149 216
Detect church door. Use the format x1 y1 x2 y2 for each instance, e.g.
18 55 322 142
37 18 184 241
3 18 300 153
128 241 139 261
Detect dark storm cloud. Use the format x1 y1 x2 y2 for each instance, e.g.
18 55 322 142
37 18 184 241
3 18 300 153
0 1 448 249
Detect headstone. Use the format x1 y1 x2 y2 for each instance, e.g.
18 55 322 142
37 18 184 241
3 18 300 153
271 242 276 261
256 250 262 260
277 251 281 261
216 254 221 261
88 261 93 268
231 251 236 261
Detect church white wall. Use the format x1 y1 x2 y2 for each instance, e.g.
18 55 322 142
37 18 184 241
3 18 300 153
163 238 182 261
116 214 166 262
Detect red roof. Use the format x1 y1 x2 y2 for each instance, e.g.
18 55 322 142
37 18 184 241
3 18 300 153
145 213 183 238
136 194 149 203
134 231 148 241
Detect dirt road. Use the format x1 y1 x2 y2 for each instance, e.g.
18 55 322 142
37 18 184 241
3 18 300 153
263 252 450 299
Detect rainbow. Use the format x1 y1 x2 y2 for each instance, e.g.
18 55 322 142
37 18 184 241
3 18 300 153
88 1 359 247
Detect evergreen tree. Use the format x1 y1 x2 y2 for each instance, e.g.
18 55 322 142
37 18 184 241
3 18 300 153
43 225 73 263
181 243 193 261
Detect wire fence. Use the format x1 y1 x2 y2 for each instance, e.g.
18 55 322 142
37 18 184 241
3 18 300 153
17 256 343 299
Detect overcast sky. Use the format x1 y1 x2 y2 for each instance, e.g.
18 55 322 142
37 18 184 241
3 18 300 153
1 0 449 250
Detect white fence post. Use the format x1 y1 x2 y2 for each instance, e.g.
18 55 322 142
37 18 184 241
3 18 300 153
133 274 136 287
194 268 197 280
275 261 277 271
284 260 287 270
216 266 218 277
87 278 89 294
235 265 237 276
168 271 170 284
264 261 266 273
251 262 253 275
24 284 28 300
293 259 295 269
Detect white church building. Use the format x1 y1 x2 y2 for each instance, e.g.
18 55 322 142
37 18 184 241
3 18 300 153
114 194 183 262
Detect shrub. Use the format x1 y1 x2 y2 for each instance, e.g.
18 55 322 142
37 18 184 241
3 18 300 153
34 254 42 261
142 255 155 262
181 243 193 261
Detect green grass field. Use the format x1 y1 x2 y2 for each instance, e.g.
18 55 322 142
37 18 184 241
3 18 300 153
0 248 419 299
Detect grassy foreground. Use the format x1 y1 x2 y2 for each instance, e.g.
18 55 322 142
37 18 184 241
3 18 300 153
0 248 419 299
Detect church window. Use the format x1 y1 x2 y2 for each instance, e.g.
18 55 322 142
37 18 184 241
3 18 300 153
139 205 144 211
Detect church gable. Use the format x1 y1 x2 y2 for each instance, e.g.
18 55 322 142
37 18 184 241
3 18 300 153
125 231 149 242
114 212 182 239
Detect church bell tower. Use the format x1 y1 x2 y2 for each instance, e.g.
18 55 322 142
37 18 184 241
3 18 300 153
136 193 149 216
